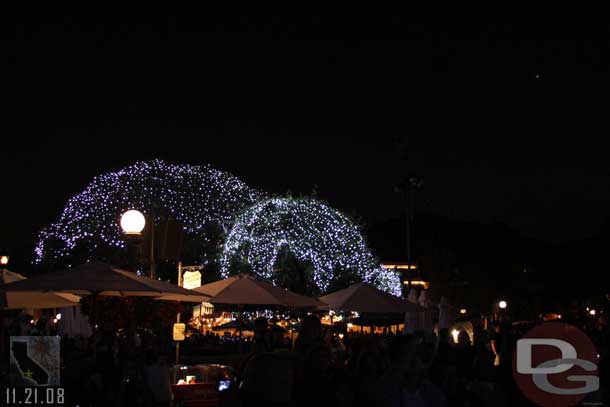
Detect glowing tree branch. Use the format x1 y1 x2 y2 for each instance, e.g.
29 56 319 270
35 160 261 264
220 197 402 295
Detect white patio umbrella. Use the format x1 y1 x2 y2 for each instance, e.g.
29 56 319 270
404 289 433 333
438 296 450 330
1 269 81 309
407 287 419 303
418 290 431 308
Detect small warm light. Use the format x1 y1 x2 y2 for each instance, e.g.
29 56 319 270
558 314 562 319
329 310 335 316
459 308 467 314
53 318 58 324
451 329 460 343
338 333 344 339
347 323 353 329
498 300 508 309
30 319 35 324
0 256 9 265
55 313 62 321
586 307 590 311
590 309 596 316
120 210 146 235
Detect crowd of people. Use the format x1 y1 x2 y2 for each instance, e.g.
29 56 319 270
240 316 608 407
2 310 608 406
182 327 293 355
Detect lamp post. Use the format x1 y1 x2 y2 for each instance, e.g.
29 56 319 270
495 299 508 322
176 261 183 365
0 255 7 360
175 262 204 365
120 210 146 353
394 176 423 296
120 210 145 273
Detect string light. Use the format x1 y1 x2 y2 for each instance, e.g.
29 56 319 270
220 198 401 295
35 161 401 296
35 160 261 263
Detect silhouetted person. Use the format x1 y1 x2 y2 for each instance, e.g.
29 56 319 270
471 329 494 382
490 323 503 367
381 334 447 407
241 316 296 406
252 316 272 353
455 331 474 377
293 315 334 407
349 335 389 407
142 348 171 406
430 328 456 399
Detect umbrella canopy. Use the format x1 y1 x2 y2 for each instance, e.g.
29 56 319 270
1 269 81 309
418 290 431 308
438 296 451 330
0 262 210 302
403 290 434 333
193 274 323 309
407 287 419 303
318 283 424 314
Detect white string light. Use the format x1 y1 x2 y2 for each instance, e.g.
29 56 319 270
34 161 401 295
220 198 401 295
35 160 261 263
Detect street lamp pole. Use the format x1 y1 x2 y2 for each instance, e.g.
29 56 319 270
394 176 423 296
174 262 203 365
149 207 156 279
176 261 182 365
121 210 146 273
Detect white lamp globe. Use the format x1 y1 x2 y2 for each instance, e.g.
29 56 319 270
498 300 508 309
120 210 146 235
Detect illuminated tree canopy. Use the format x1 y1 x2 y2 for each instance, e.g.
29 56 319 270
220 198 402 295
35 160 261 264
35 161 401 295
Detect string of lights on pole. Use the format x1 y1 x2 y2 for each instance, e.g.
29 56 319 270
220 197 402 295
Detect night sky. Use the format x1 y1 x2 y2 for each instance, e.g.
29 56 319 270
2 18 610 268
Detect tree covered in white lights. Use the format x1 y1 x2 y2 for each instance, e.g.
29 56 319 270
35 161 401 296
220 197 402 295
35 160 261 268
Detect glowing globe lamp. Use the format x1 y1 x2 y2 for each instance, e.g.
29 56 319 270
120 210 146 235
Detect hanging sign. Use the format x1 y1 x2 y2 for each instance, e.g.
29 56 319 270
182 270 202 290
173 323 186 341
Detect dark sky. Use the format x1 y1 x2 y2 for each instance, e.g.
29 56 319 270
2 18 610 257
